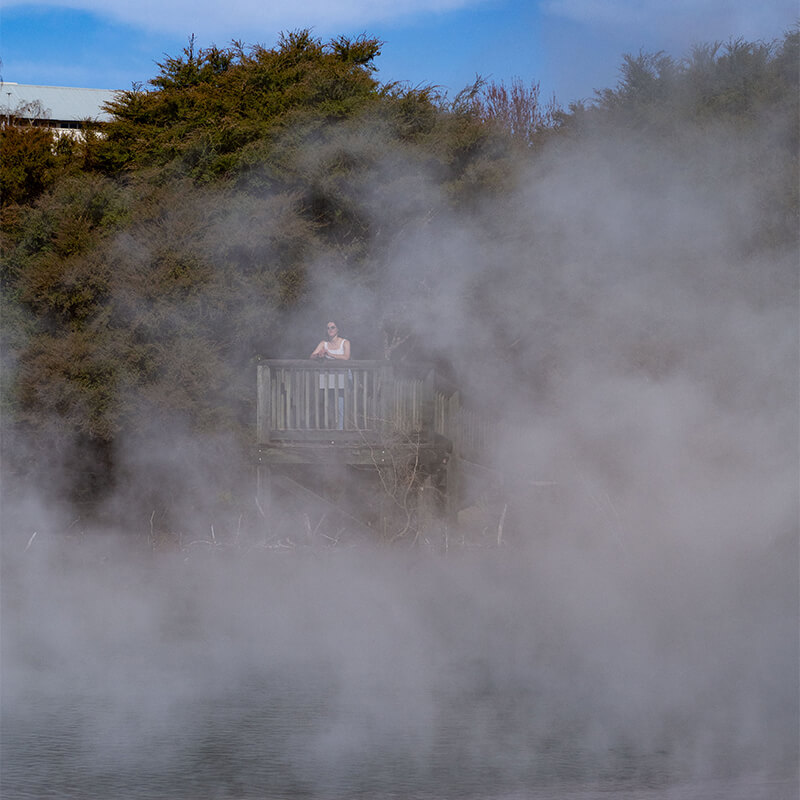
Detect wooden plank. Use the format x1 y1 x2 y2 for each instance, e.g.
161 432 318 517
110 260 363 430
323 376 329 429
258 439 449 467
361 371 368 429
257 364 271 444
314 372 320 429
265 359 386 369
285 370 290 429
258 444 383 465
352 369 359 428
380 364 392 434
290 370 301 430
277 368 284 430
355 370 361 428
343 369 351 430
304 370 310 430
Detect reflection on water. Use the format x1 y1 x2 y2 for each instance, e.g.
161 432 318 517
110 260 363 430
2 543 797 799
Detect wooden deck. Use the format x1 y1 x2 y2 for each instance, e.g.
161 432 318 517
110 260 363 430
256 360 498 530
257 360 491 458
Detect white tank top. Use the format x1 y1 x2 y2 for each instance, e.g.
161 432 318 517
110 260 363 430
320 339 348 388
323 339 347 357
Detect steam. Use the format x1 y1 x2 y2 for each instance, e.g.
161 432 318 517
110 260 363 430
2 75 798 798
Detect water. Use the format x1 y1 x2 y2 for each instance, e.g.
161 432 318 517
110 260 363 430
2 539 797 799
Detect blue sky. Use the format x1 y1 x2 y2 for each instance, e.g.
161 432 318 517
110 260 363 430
1 1 796 105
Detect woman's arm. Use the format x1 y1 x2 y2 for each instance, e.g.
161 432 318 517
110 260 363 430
310 341 326 359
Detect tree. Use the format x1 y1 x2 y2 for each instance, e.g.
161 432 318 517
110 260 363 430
97 31 385 179
0 122 56 206
473 77 559 147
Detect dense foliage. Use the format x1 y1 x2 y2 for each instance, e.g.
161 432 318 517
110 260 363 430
1 28 797 509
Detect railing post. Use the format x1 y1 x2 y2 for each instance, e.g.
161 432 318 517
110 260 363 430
379 363 393 434
449 391 460 455
422 368 435 436
257 363 271 444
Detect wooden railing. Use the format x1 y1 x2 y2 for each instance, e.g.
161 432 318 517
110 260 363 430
257 361 430 443
257 359 497 461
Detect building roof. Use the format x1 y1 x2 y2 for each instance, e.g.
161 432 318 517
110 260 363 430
0 82 119 123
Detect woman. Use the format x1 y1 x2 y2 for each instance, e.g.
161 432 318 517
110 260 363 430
310 321 350 361
310 321 350 428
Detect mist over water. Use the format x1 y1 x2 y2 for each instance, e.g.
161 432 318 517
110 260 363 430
2 541 796 798
2 82 798 798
